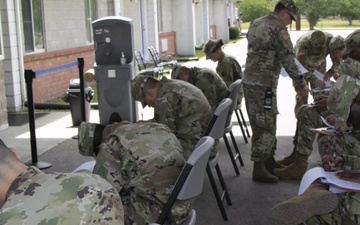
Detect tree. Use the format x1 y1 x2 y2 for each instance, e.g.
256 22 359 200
238 0 271 23
295 0 328 30
338 0 360 25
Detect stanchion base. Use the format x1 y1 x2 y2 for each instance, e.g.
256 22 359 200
32 161 52 170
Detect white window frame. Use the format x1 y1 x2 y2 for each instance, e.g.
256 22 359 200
85 0 97 43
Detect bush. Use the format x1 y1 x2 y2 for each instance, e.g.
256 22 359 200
229 27 240 39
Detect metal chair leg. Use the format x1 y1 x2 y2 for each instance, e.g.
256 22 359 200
223 134 240 175
229 131 244 167
206 166 229 221
235 109 248 144
239 109 251 137
215 164 232 206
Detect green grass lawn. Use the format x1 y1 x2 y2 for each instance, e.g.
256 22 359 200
241 18 360 30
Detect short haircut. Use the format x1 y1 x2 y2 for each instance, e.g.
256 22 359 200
274 3 287 13
143 77 159 91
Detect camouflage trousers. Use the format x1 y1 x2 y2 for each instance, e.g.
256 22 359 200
305 192 360 225
294 104 329 156
317 134 360 159
243 84 278 162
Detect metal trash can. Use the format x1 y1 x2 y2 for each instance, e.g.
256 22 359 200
65 78 94 126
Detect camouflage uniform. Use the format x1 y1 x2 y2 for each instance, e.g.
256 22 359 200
79 121 191 225
243 5 305 162
306 75 360 225
294 30 335 113
203 39 244 105
171 66 228 111
131 75 212 159
0 166 124 225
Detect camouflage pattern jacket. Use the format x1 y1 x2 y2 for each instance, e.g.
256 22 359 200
153 77 212 158
93 121 191 225
187 66 228 111
216 53 242 87
337 58 360 80
243 12 305 91
0 167 124 225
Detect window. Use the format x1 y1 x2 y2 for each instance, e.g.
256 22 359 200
157 0 163 33
85 0 97 43
22 0 44 53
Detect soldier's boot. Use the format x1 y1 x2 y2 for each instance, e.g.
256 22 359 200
265 156 285 173
272 154 309 180
276 149 297 167
253 162 279 183
271 183 338 225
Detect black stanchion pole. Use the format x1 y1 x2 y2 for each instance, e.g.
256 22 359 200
78 58 86 123
24 69 51 170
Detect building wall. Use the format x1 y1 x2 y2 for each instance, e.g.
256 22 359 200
0 60 8 130
42 1 89 52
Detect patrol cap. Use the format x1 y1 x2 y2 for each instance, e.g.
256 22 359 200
171 66 187 79
329 35 345 54
78 122 105 157
276 0 298 22
131 75 156 107
327 75 360 129
343 29 360 57
310 30 326 49
203 39 224 59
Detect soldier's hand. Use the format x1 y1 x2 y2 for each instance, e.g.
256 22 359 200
315 79 326 88
336 171 360 183
322 154 343 171
313 94 327 102
314 98 327 112
333 73 340 80
325 114 335 126
323 71 333 82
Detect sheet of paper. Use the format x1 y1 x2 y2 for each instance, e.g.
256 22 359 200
313 70 332 87
298 167 326 195
280 58 308 77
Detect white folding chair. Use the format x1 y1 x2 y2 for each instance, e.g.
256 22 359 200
154 136 215 225
202 98 233 221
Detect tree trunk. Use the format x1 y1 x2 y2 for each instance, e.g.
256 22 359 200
348 19 353 26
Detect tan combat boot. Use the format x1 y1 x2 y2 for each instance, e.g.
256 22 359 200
276 149 297 167
253 162 279 183
272 154 309 180
265 156 285 173
271 183 338 225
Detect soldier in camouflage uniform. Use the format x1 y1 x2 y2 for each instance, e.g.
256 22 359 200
171 65 228 111
273 29 358 178
294 30 340 114
272 75 360 225
131 75 212 159
203 39 243 105
0 139 124 225
78 121 191 225
242 0 307 183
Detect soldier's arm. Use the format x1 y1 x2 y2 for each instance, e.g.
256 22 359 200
278 29 306 91
216 61 234 87
341 155 360 171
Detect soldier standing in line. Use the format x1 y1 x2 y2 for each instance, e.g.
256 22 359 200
78 121 191 225
131 75 212 159
242 0 308 183
171 65 228 112
0 139 124 225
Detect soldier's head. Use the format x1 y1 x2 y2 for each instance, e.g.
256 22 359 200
78 122 105 157
327 75 360 129
0 139 27 207
310 30 326 50
343 29 360 60
131 75 160 108
171 66 191 82
329 35 345 60
275 0 298 25
203 39 224 62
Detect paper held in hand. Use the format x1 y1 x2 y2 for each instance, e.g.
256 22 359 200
280 58 308 77
298 167 360 195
